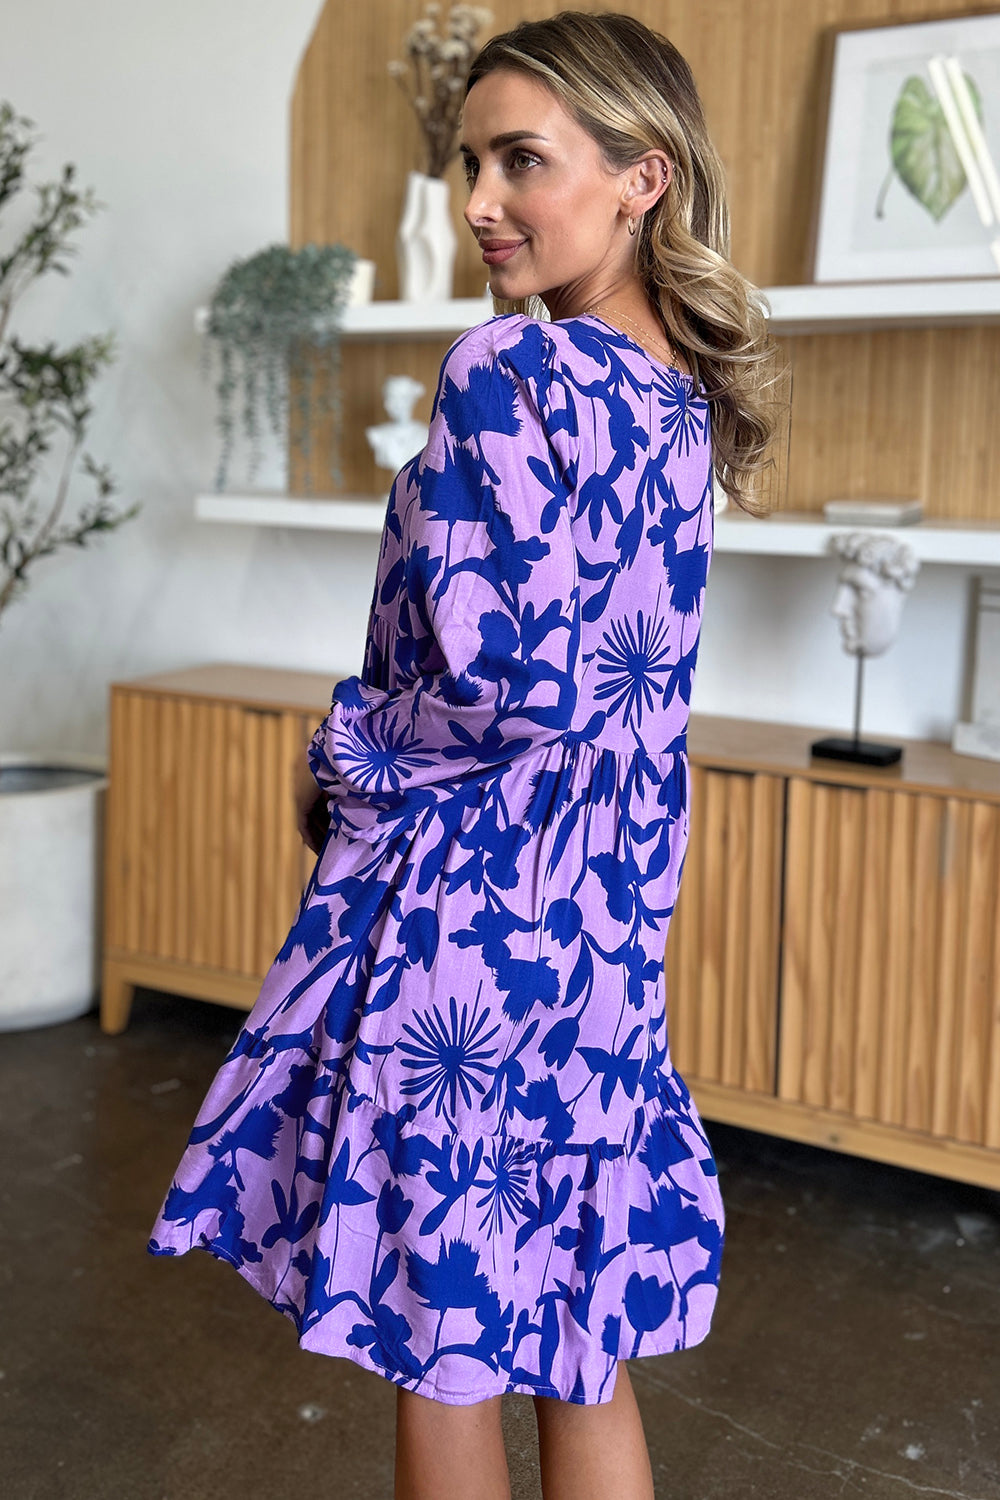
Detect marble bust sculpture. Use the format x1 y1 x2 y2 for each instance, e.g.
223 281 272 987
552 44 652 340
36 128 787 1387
365 374 429 479
812 531 921 766
828 530 921 658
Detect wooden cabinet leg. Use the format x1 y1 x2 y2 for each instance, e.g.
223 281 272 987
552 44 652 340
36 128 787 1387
101 960 135 1034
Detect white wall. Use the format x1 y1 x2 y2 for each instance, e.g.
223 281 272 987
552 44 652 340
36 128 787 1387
695 551 971 745
0 0 360 755
0 2 980 755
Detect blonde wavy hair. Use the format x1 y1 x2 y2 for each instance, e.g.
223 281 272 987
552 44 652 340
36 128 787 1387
465 9 788 515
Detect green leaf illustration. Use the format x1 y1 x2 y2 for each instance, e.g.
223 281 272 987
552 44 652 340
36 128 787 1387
884 71 983 222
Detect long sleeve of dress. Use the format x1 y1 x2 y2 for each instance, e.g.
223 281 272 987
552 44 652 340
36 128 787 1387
308 319 581 825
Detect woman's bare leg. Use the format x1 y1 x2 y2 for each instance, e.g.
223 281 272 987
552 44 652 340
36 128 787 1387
394 1386 511 1500
532 1361 655 1500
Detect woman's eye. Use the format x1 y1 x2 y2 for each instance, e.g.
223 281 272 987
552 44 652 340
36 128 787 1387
463 151 538 182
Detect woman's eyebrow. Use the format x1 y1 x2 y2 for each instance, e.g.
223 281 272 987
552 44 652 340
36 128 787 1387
458 131 551 157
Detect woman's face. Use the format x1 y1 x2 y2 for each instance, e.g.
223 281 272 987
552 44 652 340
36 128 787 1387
460 68 668 319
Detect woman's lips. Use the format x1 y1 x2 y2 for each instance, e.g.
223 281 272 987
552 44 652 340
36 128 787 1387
482 241 525 264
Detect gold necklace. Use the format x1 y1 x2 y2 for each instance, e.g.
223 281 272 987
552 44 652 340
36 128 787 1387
582 301 685 375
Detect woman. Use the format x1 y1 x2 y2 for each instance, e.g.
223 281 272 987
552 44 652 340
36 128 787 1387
150 10 781 1499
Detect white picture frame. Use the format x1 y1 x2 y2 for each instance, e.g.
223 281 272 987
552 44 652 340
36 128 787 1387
812 11 1000 283
953 574 1000 761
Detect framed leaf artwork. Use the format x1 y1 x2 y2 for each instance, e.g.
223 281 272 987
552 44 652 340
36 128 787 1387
810 11 1000 282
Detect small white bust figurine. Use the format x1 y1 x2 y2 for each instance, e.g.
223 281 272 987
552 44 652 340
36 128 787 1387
365 374 429 476
828 531 920 657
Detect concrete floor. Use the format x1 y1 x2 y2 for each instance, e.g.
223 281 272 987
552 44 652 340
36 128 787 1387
1 990 998 1500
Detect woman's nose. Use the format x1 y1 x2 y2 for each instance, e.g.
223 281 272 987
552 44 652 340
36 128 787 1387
464 179 501 227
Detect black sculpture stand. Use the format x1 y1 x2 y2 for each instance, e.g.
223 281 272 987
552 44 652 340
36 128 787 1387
811 652 902 767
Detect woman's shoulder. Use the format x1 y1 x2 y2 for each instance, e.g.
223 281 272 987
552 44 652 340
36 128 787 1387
441 311 672 389
441 313 558 375
434 314 567 427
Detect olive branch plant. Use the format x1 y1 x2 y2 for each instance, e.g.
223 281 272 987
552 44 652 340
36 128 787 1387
0 101 139 624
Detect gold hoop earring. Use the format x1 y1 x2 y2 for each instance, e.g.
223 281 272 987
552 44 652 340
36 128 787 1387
627 215 637 236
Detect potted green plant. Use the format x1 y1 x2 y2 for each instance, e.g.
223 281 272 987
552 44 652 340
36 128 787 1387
0 100 140 1029
201 242 360 495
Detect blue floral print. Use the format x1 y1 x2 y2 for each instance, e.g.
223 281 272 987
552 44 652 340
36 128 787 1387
148 311 725 1407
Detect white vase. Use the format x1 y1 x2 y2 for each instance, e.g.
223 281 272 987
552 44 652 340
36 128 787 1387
396 170 457 302
0 753 108 1030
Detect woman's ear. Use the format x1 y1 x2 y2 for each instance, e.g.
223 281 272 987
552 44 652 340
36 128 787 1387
625 154 672 216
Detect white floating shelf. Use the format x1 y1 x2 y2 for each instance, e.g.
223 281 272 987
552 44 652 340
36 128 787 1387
193 295 494 342
714 509 1000 566
761 278 1000 334
336 295 496 338
196 492 386 533
196 492 1000 566
194 279 1000 342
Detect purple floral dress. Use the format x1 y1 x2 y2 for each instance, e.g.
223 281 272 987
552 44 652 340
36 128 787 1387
149 311 725 1407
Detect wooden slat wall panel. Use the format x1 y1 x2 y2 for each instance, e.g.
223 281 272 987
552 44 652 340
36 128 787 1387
666 766 783 1093
291 0 1000 519
779 777 1000 1148
289 339 455 505
783 329 932 512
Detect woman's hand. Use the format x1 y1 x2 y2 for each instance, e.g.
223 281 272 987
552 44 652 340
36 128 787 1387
293 745 329 855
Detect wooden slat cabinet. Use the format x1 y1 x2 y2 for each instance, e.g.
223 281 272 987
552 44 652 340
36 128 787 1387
101 666 1000 1188
779 778 1000 1150
665 765 784 1096
101 663 332 1034
668 717 1000 1190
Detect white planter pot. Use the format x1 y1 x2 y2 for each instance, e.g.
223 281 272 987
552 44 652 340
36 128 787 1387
396 170 457 302
221 399 290 494
0 753 108 1030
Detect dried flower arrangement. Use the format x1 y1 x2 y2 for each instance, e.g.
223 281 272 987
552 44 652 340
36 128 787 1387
387 2 494 179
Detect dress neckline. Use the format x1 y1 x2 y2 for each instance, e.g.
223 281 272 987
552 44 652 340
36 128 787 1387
571 312 695 383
